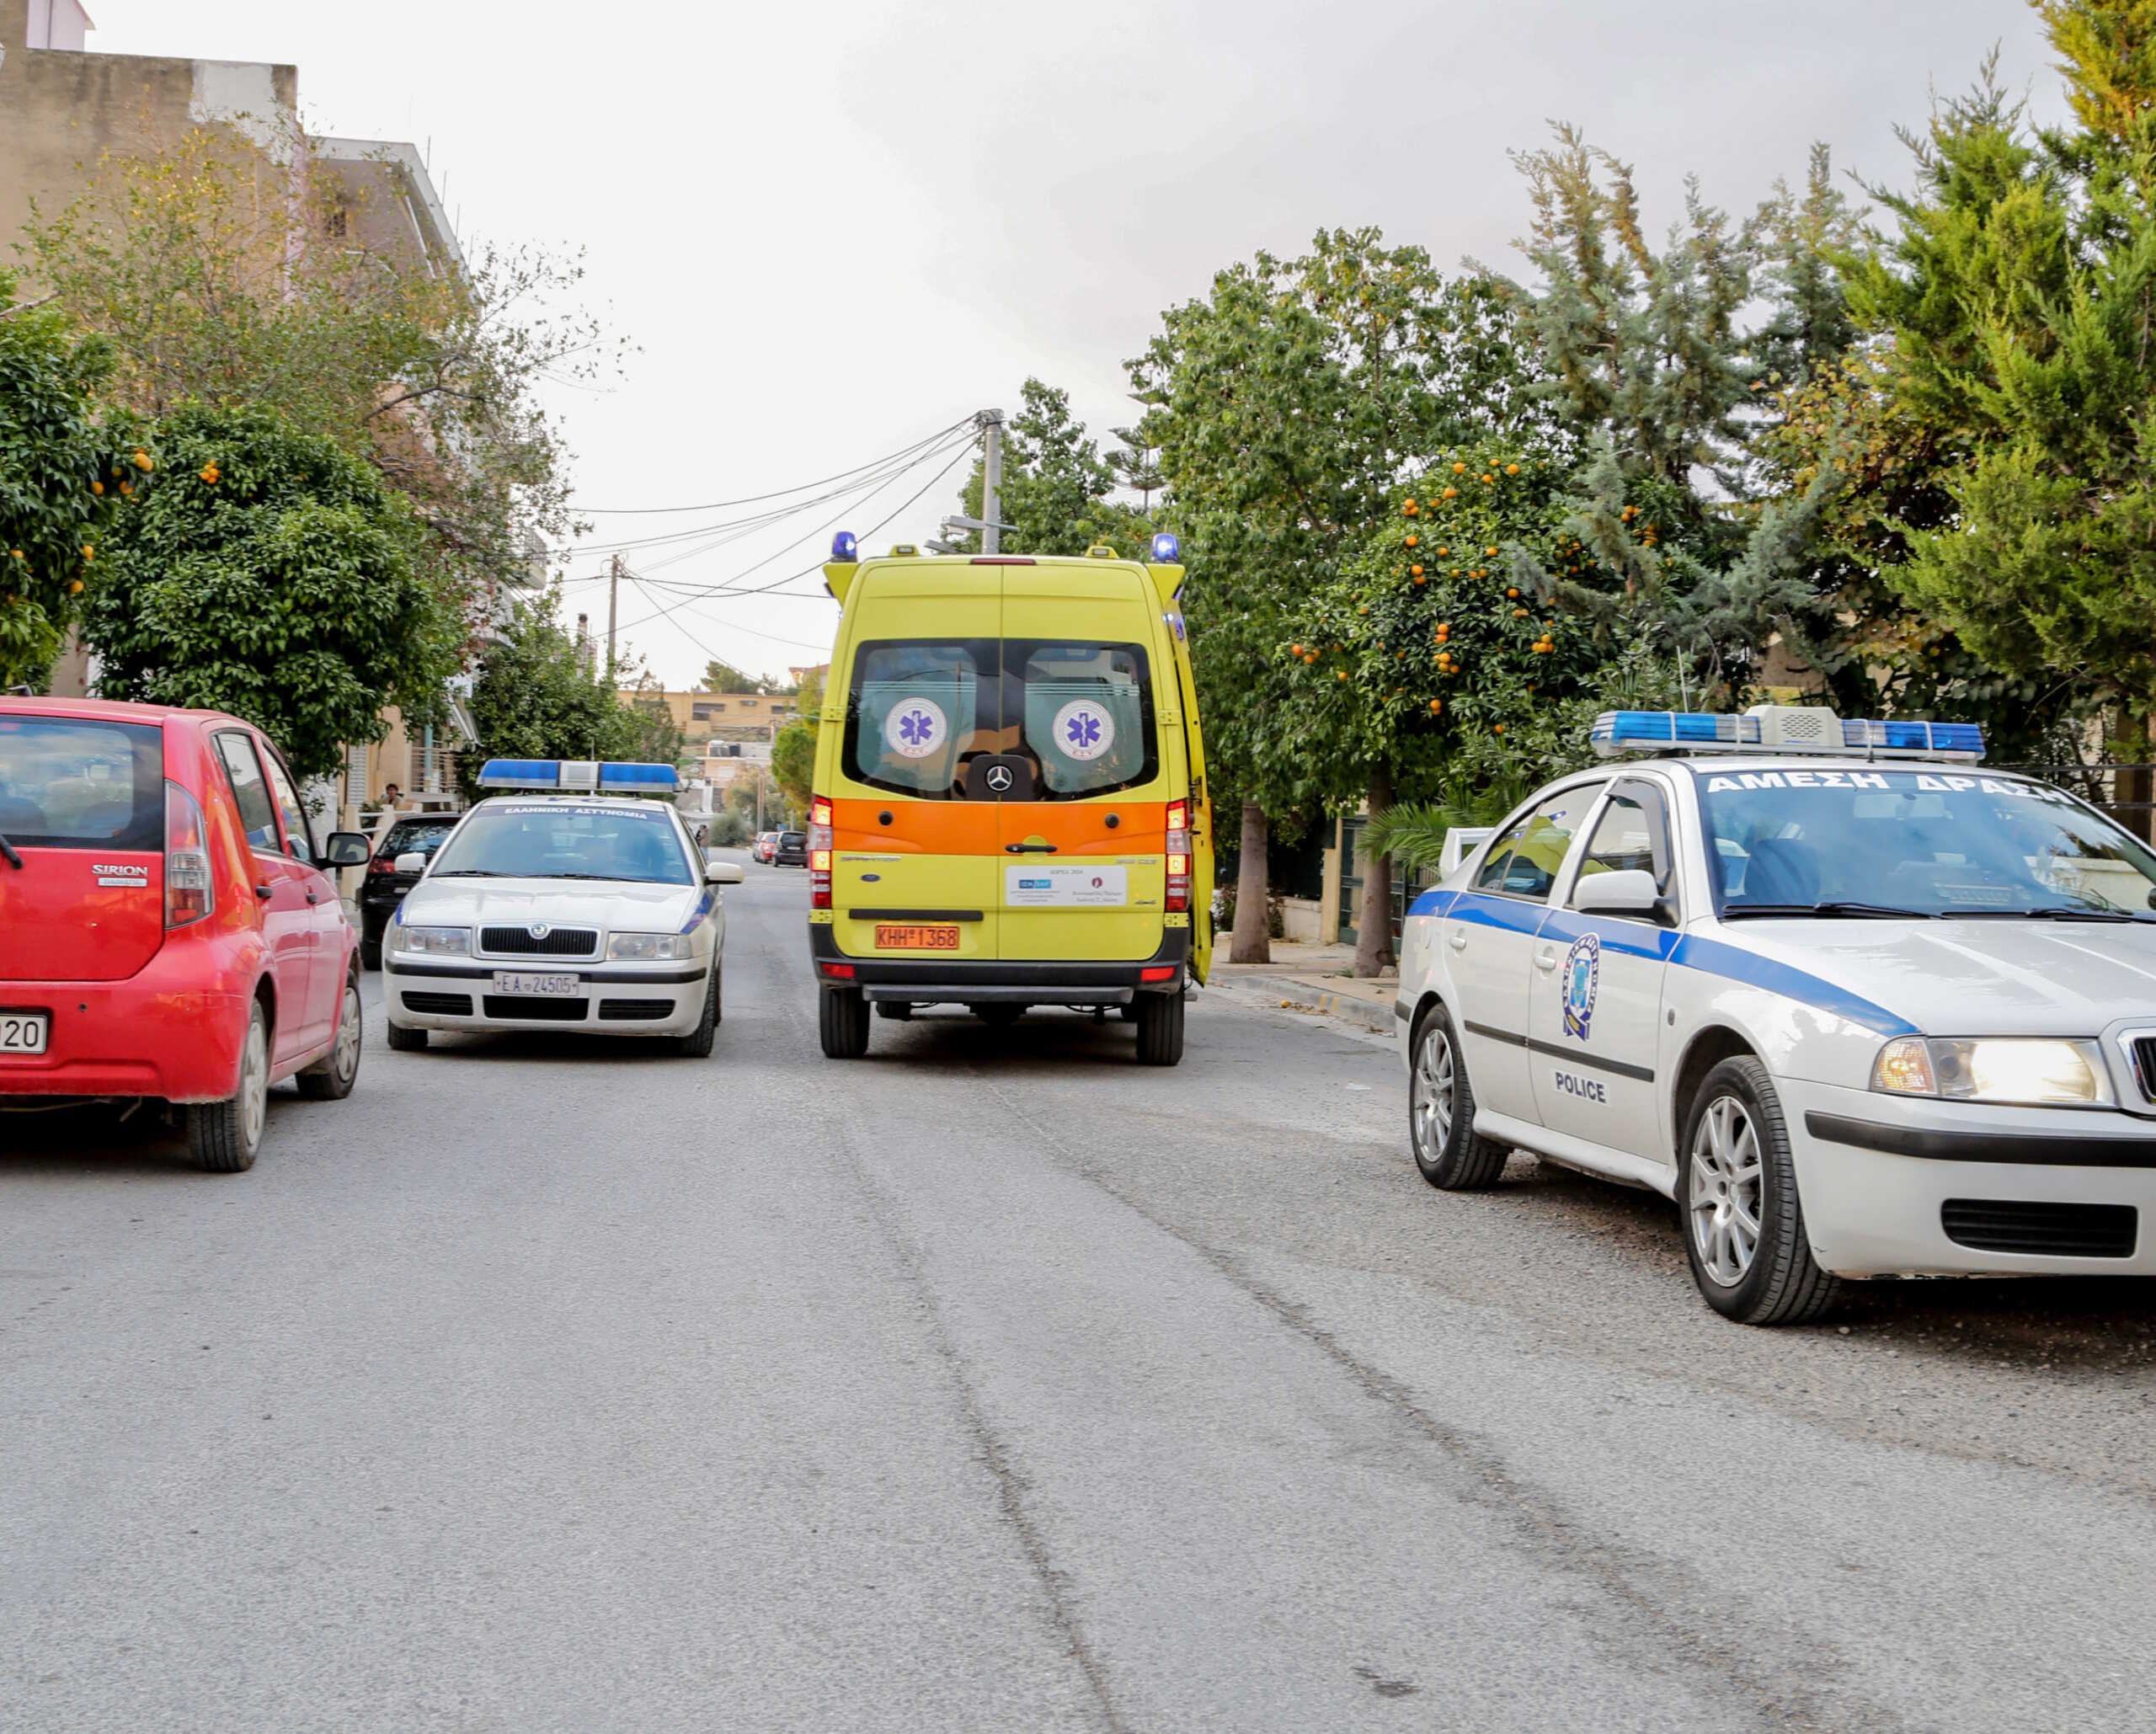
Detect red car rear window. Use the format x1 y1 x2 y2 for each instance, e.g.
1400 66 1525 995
0 716 163 851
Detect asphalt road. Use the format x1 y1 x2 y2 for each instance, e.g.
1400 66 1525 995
8 856 2156 1731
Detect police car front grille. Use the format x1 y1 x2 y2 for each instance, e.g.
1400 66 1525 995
481 926 599 957
400 991 472 1016
598 998 675 1022
2130 1037 2156 1102
1941 1198 2137 1259
482 994 590 1022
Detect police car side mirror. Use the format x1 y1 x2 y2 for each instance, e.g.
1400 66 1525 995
394 851 428 877
1572 868 1660 916
706 861 745 885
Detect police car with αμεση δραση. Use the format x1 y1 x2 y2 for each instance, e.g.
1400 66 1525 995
380 760 743 1056
1396 703 2156 1326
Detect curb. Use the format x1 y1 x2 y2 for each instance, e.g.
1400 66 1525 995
1233 974 1397 1036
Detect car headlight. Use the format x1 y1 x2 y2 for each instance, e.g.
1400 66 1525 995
1873 1037 2115 1107
391 924 471 958
606 931 692 962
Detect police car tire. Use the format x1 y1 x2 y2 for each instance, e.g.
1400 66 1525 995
1678 1057 1841 1326
674 966 720 1058
1134 990 1184 1065
1410 1004 1507 1190
820 986 871 1059
385 1022 428 1053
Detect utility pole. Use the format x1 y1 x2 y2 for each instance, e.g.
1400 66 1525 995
606 553 622 681
979 409 1005 555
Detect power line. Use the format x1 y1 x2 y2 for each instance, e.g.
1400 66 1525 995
571 416 975 514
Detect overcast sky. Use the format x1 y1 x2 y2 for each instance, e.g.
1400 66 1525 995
87 0 2056 690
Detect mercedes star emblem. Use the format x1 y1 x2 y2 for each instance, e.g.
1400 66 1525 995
985 764 1014 793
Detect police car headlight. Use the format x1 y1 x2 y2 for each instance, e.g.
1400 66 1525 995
1873 1037 2114 1107
607 931 691 962
391 925 470 958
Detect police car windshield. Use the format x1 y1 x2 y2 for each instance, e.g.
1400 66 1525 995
429 803 693 886
1699 768 2156 919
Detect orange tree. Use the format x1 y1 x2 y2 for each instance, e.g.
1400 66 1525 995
1282 439 1598 839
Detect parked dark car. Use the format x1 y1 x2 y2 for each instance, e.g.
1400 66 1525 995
357 814 461 968
774 829 808 867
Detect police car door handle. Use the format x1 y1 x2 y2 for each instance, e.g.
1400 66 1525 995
1534 947 1558 972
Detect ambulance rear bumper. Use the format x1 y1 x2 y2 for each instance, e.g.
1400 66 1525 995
810 926 1188 1003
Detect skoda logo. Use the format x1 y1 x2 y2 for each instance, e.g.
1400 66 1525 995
985 764 1014 793
528 921 552 941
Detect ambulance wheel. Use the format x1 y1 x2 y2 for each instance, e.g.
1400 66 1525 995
876 1002 913 1022
385 1022 428 1053
673 965 719 1058
1134 990 1184 1065
819 986 870 1059
1409 1003 1507 1189
1678 1057 1840 1326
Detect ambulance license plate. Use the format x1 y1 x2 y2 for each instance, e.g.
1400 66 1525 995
493 971 580 995
876 924 960 951
0 1011 50 1054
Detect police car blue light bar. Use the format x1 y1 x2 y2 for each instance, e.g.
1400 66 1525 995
478 759 681 792
1590 707 1985 762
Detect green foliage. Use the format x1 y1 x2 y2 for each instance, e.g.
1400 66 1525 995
0 269 145 688
1833 10 2156 722
953 378 1152 557
619 673 687 768
463 587 635 793
702 658 771 694
768 666 822 819
84 406 458 780
706 807 752 847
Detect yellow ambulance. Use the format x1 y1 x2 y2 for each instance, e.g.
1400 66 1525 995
806 531 1213 1064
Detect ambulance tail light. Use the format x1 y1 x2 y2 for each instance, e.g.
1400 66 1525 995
164 781 215 929
808 797 834 909
1165 799 1191 913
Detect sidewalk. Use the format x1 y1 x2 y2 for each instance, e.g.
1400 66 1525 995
1209 940 1401 1036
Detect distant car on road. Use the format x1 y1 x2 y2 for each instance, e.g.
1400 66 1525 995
357 814 459 969
774 829 808 867
0 696 372 1171
755 830 780 863
381 760 744 1055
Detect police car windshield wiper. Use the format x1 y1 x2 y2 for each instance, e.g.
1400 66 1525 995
524 871 622 880
1723 901 1935 920
432 868 499 878
1954 905 2154 922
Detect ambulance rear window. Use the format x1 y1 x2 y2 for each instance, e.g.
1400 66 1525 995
843 638 1159 801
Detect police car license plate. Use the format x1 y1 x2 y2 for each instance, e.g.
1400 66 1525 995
876 924 960 951
492 971 580 996
0 1011 49 1054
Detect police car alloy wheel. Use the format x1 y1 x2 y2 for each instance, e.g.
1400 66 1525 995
1677 1058 1839 1326
1409 1006 1507 1189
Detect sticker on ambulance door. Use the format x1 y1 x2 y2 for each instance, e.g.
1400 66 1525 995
1052 699 1115 762
1006 864 1129 907
884 697 947 760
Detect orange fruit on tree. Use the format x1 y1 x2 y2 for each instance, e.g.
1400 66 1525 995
1291 643 1305 657
1410 563 1423 577
1404 499 1420 515
1506 463 1520 475
80 545 93 561
91 481 104 496
1336 670 1348 681
1441 486 1457 499
69 579 83 595
133 450 152 472
1405 533 1418 547
1452 461 1467 473
1506 586 1519 597
1484 546 1497 557
1428 698 1444 713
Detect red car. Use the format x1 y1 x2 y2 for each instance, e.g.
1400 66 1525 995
0 697 373 1171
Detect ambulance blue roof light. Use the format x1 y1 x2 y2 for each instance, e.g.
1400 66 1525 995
1149 531 1181 564
478 760 681 793
830 531 857 563
1590 708 1984 763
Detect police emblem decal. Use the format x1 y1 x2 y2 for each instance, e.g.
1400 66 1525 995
1561 931 1600 1040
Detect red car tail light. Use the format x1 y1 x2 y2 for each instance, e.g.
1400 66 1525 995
164 781 214 929
1165 799 1190 913
367 851 399 875
808 796 834 909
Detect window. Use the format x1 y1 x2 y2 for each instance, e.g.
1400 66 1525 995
379 818 457 862
692 702 723 720
260 747 314 861
1572 782 1673 904
0 717 163 851
1473 785 1599 900
214 734 281 854
430 803 692 885
841 637 1159 802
